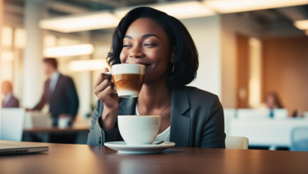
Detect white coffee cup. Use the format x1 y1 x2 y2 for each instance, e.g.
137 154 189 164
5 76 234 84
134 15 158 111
118 115 161 145
58 117 70 128
105 64 145 98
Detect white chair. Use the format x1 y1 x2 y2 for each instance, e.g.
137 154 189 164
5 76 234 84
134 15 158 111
223 109 236 136
225 136 249 149
0 108 26 141
303 112 308 118
291 127 308 151
237 109 269 120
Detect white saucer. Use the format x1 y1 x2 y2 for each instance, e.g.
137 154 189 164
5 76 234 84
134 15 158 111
104 141 176 154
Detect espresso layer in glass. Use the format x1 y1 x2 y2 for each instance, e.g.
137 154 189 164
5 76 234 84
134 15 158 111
112 73 144 92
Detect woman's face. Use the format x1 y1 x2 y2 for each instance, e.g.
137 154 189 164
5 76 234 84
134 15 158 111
120 18 172 84
266 95 276 109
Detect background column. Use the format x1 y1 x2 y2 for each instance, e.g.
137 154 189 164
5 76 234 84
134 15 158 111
22 0 45 107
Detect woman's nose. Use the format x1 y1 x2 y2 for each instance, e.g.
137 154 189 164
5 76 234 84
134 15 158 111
129 46 145 58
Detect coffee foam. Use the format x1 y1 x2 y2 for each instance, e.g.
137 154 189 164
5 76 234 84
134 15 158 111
112 64 145 75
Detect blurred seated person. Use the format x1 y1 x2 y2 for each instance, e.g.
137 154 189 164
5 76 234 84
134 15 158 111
265 92 284 118
1 81 19 108
29 58 79 127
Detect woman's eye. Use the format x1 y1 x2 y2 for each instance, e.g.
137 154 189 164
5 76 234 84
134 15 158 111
144 43 157 47
123 44 132 47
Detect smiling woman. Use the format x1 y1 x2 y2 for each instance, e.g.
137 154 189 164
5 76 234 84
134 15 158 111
108 7 198 88
87 7 226 148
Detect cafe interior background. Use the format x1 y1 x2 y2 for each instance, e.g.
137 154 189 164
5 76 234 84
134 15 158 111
0 0 308 150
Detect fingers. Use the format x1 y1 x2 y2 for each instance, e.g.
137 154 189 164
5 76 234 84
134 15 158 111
94 68 111 88
94 79 112 95
102 67 109 73
98 86 118 102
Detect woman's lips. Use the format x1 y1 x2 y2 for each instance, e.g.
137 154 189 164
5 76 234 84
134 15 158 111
138 63 152 67
127 61 152 67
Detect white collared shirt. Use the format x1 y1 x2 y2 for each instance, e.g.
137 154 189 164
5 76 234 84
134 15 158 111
135 104 171 141
49 71 60 92
3 93 12 105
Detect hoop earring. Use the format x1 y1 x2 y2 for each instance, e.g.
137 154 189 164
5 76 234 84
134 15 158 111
172 63 175 73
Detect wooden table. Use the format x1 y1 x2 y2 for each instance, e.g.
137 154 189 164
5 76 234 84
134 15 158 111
23 126 90 144
1 141 308 174
23 126 90 133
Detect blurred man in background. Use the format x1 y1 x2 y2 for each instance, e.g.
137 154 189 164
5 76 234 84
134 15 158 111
1 81 19 108
30 58 79 127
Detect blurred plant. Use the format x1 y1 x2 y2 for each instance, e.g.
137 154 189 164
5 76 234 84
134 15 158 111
85 103 95 118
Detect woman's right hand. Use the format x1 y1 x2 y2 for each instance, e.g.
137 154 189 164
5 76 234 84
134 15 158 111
94 68 119 130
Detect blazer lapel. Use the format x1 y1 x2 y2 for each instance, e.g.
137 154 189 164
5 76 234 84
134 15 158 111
170 87 191 147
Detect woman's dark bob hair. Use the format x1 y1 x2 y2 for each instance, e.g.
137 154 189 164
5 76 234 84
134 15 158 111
107 7 198 89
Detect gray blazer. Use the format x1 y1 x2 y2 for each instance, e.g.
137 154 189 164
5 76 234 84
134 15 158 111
87 86 225 148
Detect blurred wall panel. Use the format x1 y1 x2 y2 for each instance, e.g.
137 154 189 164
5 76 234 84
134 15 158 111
236 34 250 108
221 14 259 108
182 15 222 98
248 38 262 108
262 36 308 114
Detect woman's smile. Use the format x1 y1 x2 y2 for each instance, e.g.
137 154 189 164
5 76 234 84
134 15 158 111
125 59 154 68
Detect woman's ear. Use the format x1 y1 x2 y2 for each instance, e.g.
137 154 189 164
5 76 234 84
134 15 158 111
170 47 176 63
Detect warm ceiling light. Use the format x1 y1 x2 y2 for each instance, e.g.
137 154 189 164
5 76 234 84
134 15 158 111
39 11 120 33
294 20 308 30
69 59 109 71
115 1 215 19
203 0 308 14
44 44 94 57
1 52 14 61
